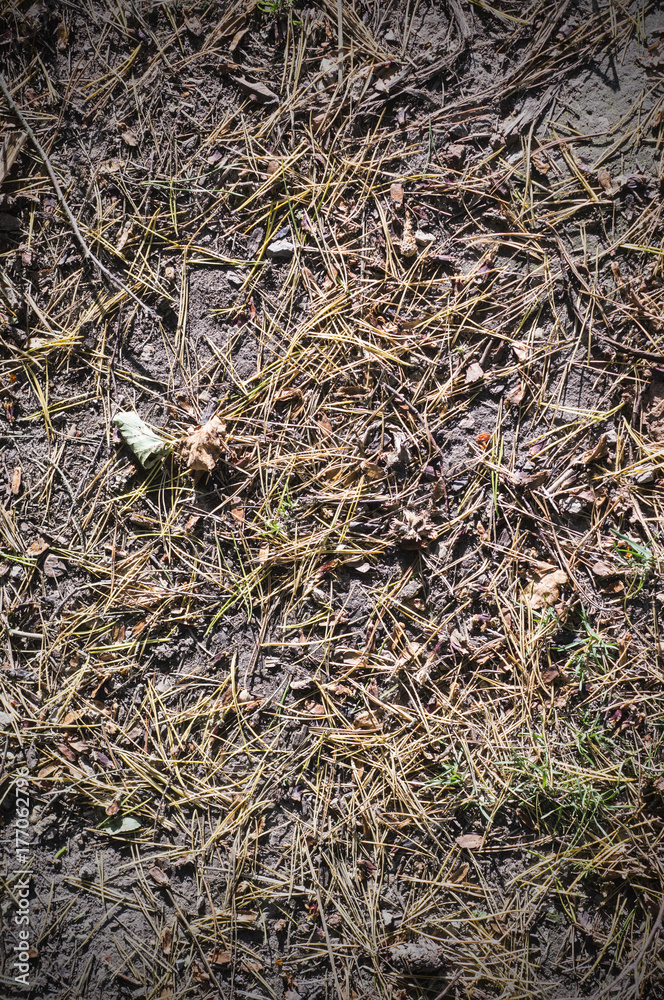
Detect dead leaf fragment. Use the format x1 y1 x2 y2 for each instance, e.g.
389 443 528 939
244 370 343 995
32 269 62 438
43 554 67 579
121 130 138 148
590 559 619 579
10 466 21 494
465 361 484 384
456 834 483 850
183 10 203 36
210 949 232 967
523 568 568 611
232 75 279 104
506 382 526 406
390 181 404 209
149 866 170 888
511 340 529 362
56 17 69 50
573 434 609 466
597 168 616 194
229 27 249 53
180 416 226 472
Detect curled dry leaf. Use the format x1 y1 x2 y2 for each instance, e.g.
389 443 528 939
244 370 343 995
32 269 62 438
232 75 279 104
573 433 609 466
180 416 226 472
523 568 568 611
149 866 170 887
229 27 249 53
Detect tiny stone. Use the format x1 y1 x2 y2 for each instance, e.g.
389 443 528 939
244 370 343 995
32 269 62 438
459 417 475 429
414 229 435 246
266 239 295 259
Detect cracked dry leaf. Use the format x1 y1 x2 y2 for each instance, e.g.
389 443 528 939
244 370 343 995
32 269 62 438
180 415 227 472
523 568 568 610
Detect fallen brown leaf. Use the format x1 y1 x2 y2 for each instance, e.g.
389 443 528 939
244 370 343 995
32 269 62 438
465 361 484 384
232 75 279 104
149 866 170 888
229 27 249 53
506 382 526 406
456 834 483 850
511 340 529 362
573 434 609 466
523 568 568 611
180 416 226 472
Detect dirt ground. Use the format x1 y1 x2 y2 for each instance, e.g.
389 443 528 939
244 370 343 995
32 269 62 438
1 1 664 999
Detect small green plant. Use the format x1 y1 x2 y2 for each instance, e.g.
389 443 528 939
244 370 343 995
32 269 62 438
553 608 617 685
258 0 297 14
611 529 654 595
428 758 467 790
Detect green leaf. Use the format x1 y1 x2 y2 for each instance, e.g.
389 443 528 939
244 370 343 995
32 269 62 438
113 411 170 469
103 815 142 835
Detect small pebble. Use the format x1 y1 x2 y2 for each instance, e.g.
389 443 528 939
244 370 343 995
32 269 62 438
266 239 295 259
